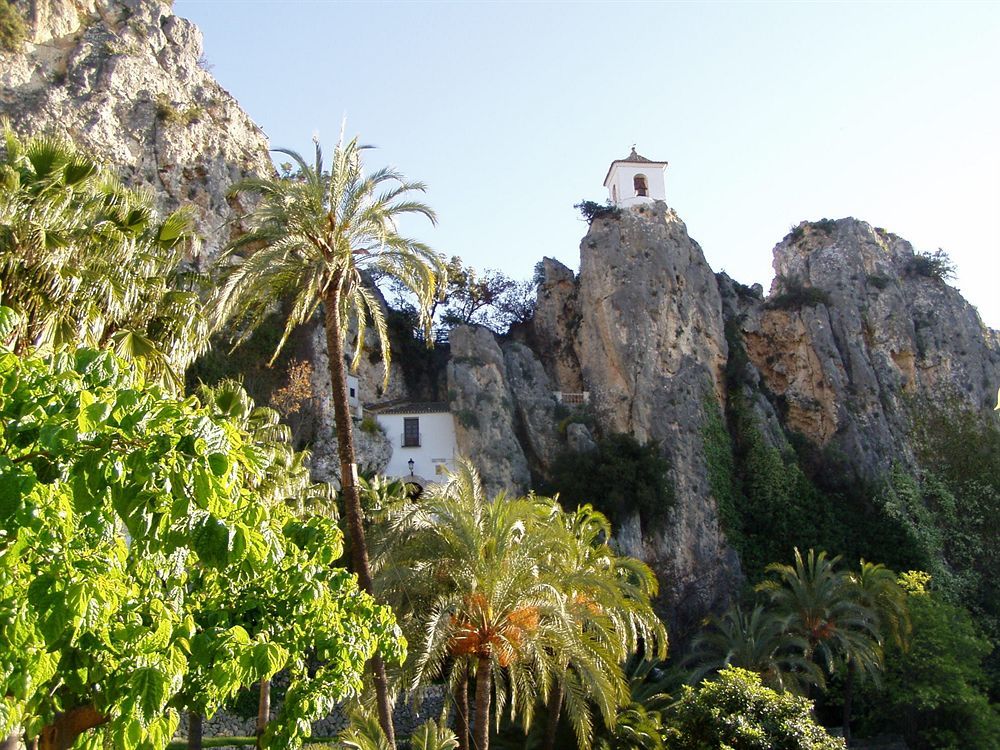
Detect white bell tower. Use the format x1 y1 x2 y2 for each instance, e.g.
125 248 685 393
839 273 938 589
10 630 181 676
604 147 668 207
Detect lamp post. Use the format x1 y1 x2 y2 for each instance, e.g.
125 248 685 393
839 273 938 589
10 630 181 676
408 458 415 476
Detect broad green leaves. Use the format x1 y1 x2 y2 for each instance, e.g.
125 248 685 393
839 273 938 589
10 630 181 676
0 349 403 749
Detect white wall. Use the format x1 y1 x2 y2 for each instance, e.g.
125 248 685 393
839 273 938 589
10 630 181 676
375 411 458 482
605 163 667 207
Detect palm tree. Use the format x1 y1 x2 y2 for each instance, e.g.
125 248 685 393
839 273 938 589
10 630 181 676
840 560 910 744
212 134 443 747
371 460 575 750
0 120 206 388
686 603 822 694
538 503 667 750
757 548 883 736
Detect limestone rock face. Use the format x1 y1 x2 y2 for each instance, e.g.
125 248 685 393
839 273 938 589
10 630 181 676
502 341 562 479
1 0 273 261
446 325 531 498
532 203 741 633
741 218 1000 479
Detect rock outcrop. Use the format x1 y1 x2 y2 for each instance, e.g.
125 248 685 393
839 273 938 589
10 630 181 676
738 218 1000 480
1 0 273 261
446 325 532 497
531 203 741 633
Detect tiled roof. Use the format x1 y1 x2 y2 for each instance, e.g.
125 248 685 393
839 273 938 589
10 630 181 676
366 400 451 415
620 147 654 163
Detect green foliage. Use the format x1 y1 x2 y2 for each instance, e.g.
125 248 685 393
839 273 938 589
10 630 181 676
0 348 404 749
574 199 621 223
879 397 1000 693
359 415 383 436
0 1 26 53
905 249 956 282
785 219 837 245
546 432 674 527
701 397 742 550
664 667 845 749
722 397 837 578
411 255 535 334
154 95 204 126
709 385 915 583
857 585 1000 749
186 303 296 404
338 707 457 750
866 273 892 290
766 276 832 311
0 121 207 389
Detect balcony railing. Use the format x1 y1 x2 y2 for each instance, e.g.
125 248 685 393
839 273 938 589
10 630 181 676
401 433 421 448
554 391 590 405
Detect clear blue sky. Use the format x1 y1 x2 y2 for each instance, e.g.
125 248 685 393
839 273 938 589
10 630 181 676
175 0 1000 327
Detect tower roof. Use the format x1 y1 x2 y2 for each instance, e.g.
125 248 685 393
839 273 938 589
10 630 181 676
604 147 668 186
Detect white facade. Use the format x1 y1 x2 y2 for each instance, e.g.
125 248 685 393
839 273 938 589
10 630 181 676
347 375 362 419
604 148 668 207
374 408 458 488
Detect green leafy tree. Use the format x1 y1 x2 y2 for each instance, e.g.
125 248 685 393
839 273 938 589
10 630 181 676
213 134 443 747
0 345 404 750
664 667 845 750
856 573 1000 750
0 121 207 388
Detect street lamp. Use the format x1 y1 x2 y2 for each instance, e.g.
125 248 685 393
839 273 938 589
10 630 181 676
408 458 415 476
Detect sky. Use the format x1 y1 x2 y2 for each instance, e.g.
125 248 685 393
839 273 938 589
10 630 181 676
174 0 1000 327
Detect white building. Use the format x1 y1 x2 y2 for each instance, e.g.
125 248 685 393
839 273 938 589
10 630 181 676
347 374 362 419
604 147 668 207
368 400 458 492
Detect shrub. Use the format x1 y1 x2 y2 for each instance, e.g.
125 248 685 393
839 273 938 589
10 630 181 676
665 667 845 749
359 414 384 436
155 94 204 125
574 199 621 223
866 273 892 290
766 275 832 310
905 249 956 281
546 432 674 527
0 1 27 53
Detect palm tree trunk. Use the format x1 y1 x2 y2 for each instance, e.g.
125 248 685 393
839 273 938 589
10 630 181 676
455 663 470 750
473 655 492 750
188 712 203 750
323 285 396 750
843 660 855 746
541 679 564 750
255 678 270 747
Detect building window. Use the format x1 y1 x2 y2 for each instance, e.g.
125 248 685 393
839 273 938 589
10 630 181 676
402 417 420 447
612 184 618 203
633 174 648 197
349 387 356 398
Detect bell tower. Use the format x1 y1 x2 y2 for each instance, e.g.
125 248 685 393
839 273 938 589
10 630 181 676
604 147 668 207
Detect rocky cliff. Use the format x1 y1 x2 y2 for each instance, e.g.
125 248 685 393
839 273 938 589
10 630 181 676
737 218 1000 480
1 0 273 261
450 207 1000 635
